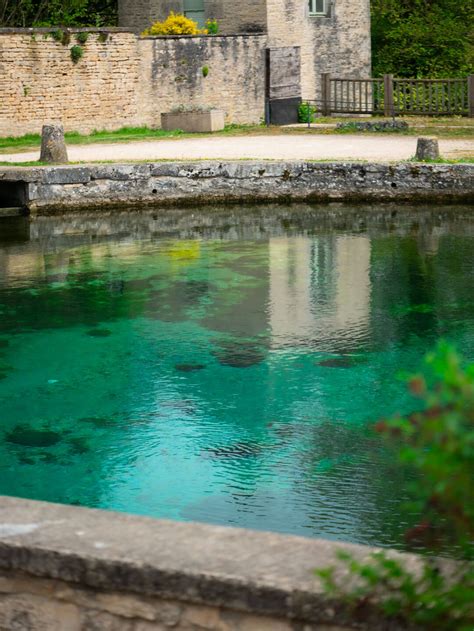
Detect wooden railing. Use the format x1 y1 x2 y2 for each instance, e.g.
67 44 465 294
316 74 474 117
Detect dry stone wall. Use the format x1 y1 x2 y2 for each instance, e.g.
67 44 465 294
0 29 142 137
138 35 266 126
0 30 266 137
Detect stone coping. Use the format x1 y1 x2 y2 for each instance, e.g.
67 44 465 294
140 33 267 40
0 27 132 35
0 496 420 627
0 161 473 214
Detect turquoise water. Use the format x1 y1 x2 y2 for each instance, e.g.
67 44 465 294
1 207 474 549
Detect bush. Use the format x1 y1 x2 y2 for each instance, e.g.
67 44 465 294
142 12 206 36
317 342 474 630
70 44 84 63
205 18 218 35
298 102 317 123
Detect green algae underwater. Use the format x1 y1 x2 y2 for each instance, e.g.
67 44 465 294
1 205 474 549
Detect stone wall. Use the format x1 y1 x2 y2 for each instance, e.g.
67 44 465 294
0 496 420 630
0 29 265 136
0 162 472 214
137 35 266 126
0 29 142 137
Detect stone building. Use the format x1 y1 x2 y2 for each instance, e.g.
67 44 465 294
119 0 372 118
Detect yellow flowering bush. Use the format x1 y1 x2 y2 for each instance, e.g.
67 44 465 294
142 12 206 36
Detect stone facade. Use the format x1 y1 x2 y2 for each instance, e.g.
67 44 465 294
118 0 267 35
265 0 371 100
118 0 371 103
0 30 265 136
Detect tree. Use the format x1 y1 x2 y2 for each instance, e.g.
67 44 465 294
0 0 117 27
371 0 474 77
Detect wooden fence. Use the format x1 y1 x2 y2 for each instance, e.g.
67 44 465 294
315 74 474 117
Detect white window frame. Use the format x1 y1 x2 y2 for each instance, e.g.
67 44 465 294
309 0 329 17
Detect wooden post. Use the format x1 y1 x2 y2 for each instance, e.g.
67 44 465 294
384 74 394 118
321 73 331 116
264 48 271 126
468 75 474 118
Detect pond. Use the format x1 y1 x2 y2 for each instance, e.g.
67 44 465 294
0 204 473 550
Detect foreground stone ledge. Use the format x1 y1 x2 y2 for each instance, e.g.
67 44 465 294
0 496 420 630
0 161 473 215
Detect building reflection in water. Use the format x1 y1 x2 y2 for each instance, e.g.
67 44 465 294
268 235 372 352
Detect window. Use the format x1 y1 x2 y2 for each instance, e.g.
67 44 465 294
309 0 329 16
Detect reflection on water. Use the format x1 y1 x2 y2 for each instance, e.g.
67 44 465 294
1 204 474 549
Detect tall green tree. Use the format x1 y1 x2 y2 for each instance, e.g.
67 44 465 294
371 0 474 77
0 0 117 27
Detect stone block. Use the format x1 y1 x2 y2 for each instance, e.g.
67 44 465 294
415 137 440 161
39 124 68 164
161 110 225 133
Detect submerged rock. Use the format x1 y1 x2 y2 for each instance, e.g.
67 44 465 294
213 340 266 368
86 328 112 337
0 339 10 348
175 363 206 373
317 356 366 369
6 426 61 447
67 437 90 455
204 441 263 459
80 416 116 428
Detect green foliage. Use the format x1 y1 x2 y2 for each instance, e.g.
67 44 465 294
376 342 474 553
298 102 317 123
371 0 474 77
75 31 89 44
0 0 117 27
317 551 474 630
317 342 474 628
70 44 83 63
202 65 209 78
205 18 219 35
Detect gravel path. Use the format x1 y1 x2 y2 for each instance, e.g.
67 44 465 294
2 134 473 163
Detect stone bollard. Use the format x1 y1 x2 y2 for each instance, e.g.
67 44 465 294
39 124 68 164
415 136 440 161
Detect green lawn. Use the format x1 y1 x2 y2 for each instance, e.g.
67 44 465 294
1 118 473 155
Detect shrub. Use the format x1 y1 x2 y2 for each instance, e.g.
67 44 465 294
205 18 219 35
298 101 317 123
70 44 84 63
317 342 474 630
76 31 89 44
142 12 206 36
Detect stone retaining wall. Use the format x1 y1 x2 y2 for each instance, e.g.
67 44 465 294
0 162 472 214
0 496 419 630
0 29 266 136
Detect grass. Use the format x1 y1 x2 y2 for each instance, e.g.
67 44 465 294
1 156 473 168
1 118 473 155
